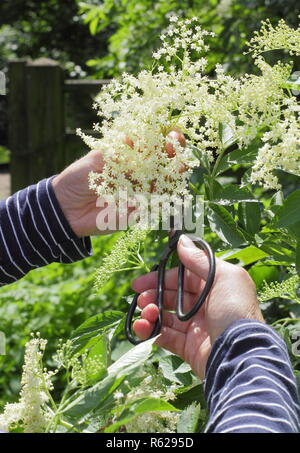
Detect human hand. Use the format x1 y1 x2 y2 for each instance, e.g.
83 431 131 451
52 128 186 238
52 150 105 237
132 234 264 379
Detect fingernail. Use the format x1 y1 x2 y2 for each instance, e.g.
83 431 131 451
179 234 196 249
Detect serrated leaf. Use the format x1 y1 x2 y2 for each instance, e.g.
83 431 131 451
71 311 124 354
219 246 269 265
84 336 107 383
62 338 157 418
173 384 206 410
207 204 245 247
238 200 261 234
62 373 125 417
159 355 193 385
273 189 300 228
108 335 158 376
177 403 201 433
216 141 259 175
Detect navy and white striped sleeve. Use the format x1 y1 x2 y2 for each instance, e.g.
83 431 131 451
204 319 300 433
0 177 92 285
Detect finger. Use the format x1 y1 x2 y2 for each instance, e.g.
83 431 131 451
164 128 186 158
141 303 159 323
177 234 219 281
137 288 198 312
139 303 191 334
132 267 201 294
133 321 187 358
133 318 155 341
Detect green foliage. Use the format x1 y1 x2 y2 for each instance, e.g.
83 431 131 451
0 146 10 165
0 0 108 76
80 0 300 78
1 2 300 433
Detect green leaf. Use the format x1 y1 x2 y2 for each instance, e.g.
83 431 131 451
218 122 236 149
296 241 300 277
219 246 269 265
261 240 295 264
288 221 300 240
282 74 300 94
177 403 201 433
213 184 259 205
216 141 259 175
274 189 300 228
173 384 206 410
71 311 124 354
62 373 125 417
159 355 193 386
89 17 99 35
63 336 157 418
249 264 279 290
84 336 108 383
108 335 158 376
238 200 261 234
104 398 179 433
207 204 245 247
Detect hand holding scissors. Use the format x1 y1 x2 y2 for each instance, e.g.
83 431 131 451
129 234 262 379
125 230 216 345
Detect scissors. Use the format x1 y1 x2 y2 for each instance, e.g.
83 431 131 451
125 230 216 345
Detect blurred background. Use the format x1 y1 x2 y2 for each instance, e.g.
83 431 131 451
0 0 299 198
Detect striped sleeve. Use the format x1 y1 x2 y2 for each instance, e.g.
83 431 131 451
204 319 300 433
0 177 92 285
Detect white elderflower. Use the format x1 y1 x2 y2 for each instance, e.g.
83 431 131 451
251 98 300 189
79 17 300 196
246 18 300 57
0 336 55 433
94 227 149 290
124 365 179 433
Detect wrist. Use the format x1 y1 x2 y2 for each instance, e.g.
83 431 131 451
52 175 81 238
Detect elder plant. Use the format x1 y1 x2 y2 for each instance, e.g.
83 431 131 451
79 15 300 198
1 17 300 434
82 16 300 290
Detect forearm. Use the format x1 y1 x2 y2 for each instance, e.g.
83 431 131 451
204 319 300 433
0 177 91 286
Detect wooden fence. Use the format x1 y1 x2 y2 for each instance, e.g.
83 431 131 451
8 59 109 193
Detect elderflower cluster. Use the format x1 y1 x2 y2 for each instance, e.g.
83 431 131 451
246 18 300 57
251 98 300 189
124 367 179 433
78 17 216 201
258 273 300 302
79 16 300 195
94 227 149 290
0 336 55 433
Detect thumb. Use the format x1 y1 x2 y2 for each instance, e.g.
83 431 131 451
177 234 211 280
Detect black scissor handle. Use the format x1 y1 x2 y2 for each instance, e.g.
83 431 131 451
176 237 216 321
125 236 215 345
125 264 160 345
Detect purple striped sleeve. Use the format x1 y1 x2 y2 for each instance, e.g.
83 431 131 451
0 177 92 285
204 319 300 433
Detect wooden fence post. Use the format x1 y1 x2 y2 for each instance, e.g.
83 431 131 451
8 59 65 193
